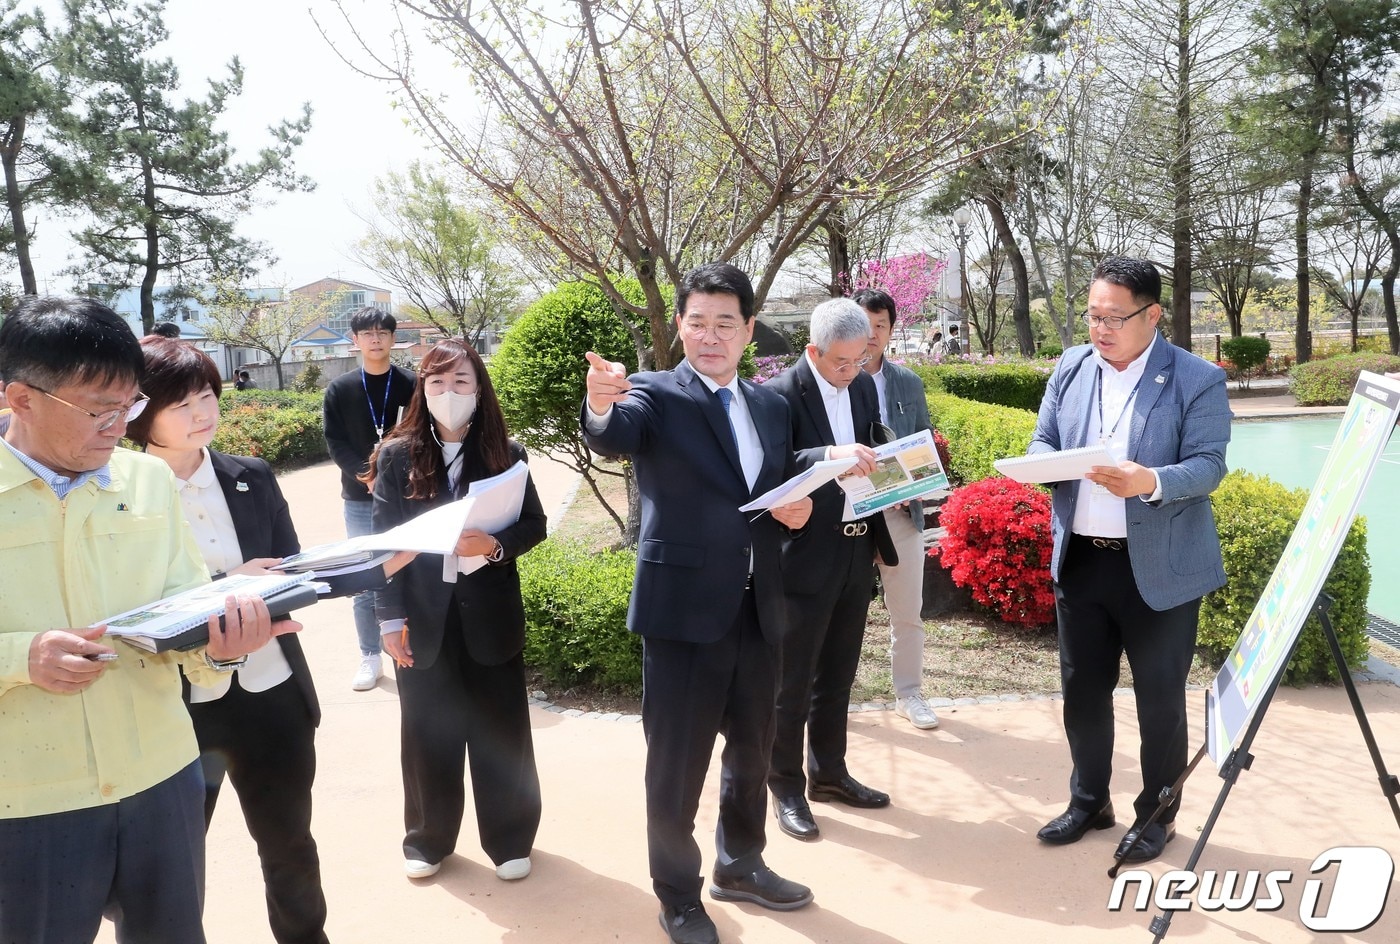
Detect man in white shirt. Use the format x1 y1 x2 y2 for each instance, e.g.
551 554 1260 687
1027 257 1231 864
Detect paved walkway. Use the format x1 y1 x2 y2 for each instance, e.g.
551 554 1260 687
93 446 1400 944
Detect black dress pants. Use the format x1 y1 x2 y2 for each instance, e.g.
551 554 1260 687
642 588 776 907
190 675 327 944
394 607 542 867
1054 535 1200 824
770 530 875 798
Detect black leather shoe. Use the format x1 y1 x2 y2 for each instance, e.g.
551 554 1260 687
808 775 890 809
1036 802 1116 845
1114 821 1176 862
710 866 814 911
658 901 718 944
773 794 820 840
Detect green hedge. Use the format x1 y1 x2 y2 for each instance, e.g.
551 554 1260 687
1201 471 1370 684
1289 352 1400 406
213 390 327 468
926 391 1038 484
910 360 1052 411
519 539 642 694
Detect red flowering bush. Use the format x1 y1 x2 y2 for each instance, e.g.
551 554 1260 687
932 429 952 481
928 477 1055 627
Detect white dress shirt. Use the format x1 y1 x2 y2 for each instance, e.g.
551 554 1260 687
179 449 294 703
805 352 861 519
1071 335 1164 539
869 361 890 425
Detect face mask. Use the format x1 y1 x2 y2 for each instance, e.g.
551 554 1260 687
426 390 477 433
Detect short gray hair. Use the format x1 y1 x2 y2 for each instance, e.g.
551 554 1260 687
810 298 872 352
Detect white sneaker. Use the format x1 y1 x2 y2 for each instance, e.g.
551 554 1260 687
895 694 940 730
351 654 382 692
405 858 440 879
495 857 531 881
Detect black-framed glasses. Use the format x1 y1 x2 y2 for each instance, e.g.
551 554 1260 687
680 318 742 342
1082 302 1152 330
30 385 149 431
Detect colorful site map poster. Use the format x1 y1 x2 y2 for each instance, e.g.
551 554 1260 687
1206 372 1400 769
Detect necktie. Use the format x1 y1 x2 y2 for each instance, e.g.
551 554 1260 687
715 387 739 448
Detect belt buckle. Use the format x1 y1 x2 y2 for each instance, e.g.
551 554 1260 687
1091 537 1124 551
842 522 868 537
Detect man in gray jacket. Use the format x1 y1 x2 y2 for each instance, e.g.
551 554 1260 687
1029 256 1230 864
853 288 940 730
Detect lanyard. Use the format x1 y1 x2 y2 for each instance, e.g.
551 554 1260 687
1095 365 1142 445
362 369 393 441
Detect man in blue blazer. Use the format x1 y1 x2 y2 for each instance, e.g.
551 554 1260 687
1029 256 1231 864
582 263 815 944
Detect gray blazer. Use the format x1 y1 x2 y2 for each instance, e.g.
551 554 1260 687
1028 340 1231 611
877 359 933 531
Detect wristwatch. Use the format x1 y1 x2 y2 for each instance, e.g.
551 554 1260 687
203 650 249 672
486 538 506 563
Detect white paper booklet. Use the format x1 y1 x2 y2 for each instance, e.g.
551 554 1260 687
738 456 859 513
993 444 1115 484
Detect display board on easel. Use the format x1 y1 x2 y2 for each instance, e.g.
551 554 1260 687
1206 371 1400 769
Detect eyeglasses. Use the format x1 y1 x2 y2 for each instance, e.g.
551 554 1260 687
680 319 742 342
1082 302 1152 330
830 354 873 373
30 385 149 431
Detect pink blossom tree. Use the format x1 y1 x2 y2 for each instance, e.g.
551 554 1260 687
847 252 948 341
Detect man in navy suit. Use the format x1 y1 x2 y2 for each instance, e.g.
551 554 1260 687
763 298 896 842
1029 256 1231 864
582 263 816 944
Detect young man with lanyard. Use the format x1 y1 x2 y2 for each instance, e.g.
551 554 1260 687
323 308 416 691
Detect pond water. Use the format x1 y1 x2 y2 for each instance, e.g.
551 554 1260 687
1227 417 1400 622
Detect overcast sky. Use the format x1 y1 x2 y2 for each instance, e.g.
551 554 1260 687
14 0 445 295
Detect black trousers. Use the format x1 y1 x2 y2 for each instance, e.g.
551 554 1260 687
642 589 777 907
770 530 875 798
1054 535 1200 824
394 608 542 867
190 674 328 944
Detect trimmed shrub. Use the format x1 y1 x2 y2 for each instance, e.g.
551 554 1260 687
909 360 1052 411
929 477 1055 627
1290 352 1400 405
213 390 326 468
925 391 1038 485
519 539 642 694
1219 336 1270 388
1201 471 1370 685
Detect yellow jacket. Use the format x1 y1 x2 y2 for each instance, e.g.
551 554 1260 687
0 445 223 818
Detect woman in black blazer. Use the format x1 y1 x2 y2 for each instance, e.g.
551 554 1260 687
127 338 394 944
366 338 547 883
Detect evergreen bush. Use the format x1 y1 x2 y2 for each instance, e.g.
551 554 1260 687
1289 352 1400 405
910 360 1052 411
1201 471 1370 684
213 390 326 468
925 391 1038 484
1219 336 1270 388
519 539 642 694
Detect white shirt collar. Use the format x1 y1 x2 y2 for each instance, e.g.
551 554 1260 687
805 351 844 400
180 449 217 489
1089 332 1157 382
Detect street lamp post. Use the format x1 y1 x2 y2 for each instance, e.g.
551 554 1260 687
951 206 971 339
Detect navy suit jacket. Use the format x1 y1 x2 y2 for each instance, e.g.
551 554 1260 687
208 450 320 725
1028 340 1232 611
581 358 798 646
371 439 547 669
764 357 897 595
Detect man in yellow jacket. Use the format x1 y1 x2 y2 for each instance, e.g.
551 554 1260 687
0 296 296 944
